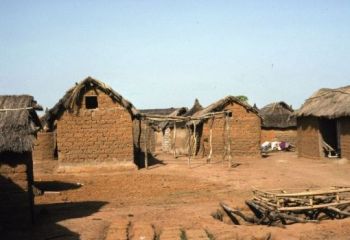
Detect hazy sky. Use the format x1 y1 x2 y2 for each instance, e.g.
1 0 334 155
1 1 349 111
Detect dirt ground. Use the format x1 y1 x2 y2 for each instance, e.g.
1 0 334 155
11 152 350 239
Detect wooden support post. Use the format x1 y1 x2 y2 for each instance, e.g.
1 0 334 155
173 121 177 158
187 124 193 167
193 122 197 156
144 121 149 169
207 117 214 163
223 115 227 164
226 114 232 168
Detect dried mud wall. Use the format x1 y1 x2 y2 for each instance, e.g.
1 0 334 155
0 152 33 227
261 128 297 145
56 89 134 166
340 118 350 160
297 117 321 159
200 103 261 158
33 131 56 162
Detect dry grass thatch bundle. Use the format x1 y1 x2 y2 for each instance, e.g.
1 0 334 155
0 95 42 153
259 102 296 128
43 76 139 130
190 95 260 125
296 85 350 118
183 98 203 117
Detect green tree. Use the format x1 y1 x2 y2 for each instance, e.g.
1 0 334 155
235 95 248 103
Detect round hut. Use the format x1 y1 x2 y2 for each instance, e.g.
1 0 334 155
259 102 297 145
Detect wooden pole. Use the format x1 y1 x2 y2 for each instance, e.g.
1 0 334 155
144 121 149 169
193 122 197 156
207 117 214 163
173 121 177 158
223 115 227 164
226 114 232 168
187 125 192 167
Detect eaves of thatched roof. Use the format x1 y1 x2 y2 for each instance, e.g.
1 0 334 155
192 95 260 119
0 95 42 153
140 108 180 116
296 85 350 119
157 107 188 130
43 77 139 129
259 102 296 129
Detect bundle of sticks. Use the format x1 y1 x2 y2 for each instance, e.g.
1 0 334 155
220 186 350 226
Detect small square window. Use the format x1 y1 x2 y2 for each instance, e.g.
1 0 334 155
85 96 98 109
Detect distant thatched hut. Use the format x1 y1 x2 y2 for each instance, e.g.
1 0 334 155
41 77 139 170
259 102 297 145
193 96 261 158
0 95 42 227
296 85 350 159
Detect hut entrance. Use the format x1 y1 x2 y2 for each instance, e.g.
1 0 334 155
319 118 340 158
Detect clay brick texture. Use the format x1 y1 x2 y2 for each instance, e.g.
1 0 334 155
0 152 33 227
297 117 321 159
200 103 261 158
339 118 350 160
33 131 56 162
56 89 134 165
261 129 297 145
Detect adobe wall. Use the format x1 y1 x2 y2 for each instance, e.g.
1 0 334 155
200 103 261 158
297 117 321 159
261 128 297 145
33 131 56 162
56 89 134 167
0 152 33 228
340 118 350 160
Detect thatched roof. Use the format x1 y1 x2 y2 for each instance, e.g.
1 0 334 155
157 107 188 130
259 102 296 129
184 99 203 117
0 95 42 153
43 77 139 130
192 95 259 119
140 108 181 115
296 85 350 118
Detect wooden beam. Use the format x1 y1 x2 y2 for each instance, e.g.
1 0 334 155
173 121 177 158
207 117 214 163
144 121 149 169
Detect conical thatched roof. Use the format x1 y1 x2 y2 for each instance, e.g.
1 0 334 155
259 102 296 129
296 85 350 118
0 95 42 153
43 77 139 130
184 99 203 117
192 95 259 119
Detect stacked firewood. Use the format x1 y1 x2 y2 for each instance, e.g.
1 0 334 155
219 187 350 226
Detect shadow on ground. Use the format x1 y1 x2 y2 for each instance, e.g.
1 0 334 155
34 181 82 192
32 201 108 240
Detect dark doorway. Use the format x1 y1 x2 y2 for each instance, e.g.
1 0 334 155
319 118 340 157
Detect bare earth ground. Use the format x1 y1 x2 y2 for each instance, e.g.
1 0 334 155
15 152 350 239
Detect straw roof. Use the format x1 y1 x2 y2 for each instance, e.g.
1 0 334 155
192 95 259 119
140 108 181 116
259 102 296 129
43 77 139 130
184 99 203 117
296 85 350 118
157 107 188 130
0 95 42 153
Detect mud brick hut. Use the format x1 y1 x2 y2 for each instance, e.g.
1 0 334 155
259 102 297 145
41 77 139 170
0 95 42 227
192 96 261 158
296 85 350 160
